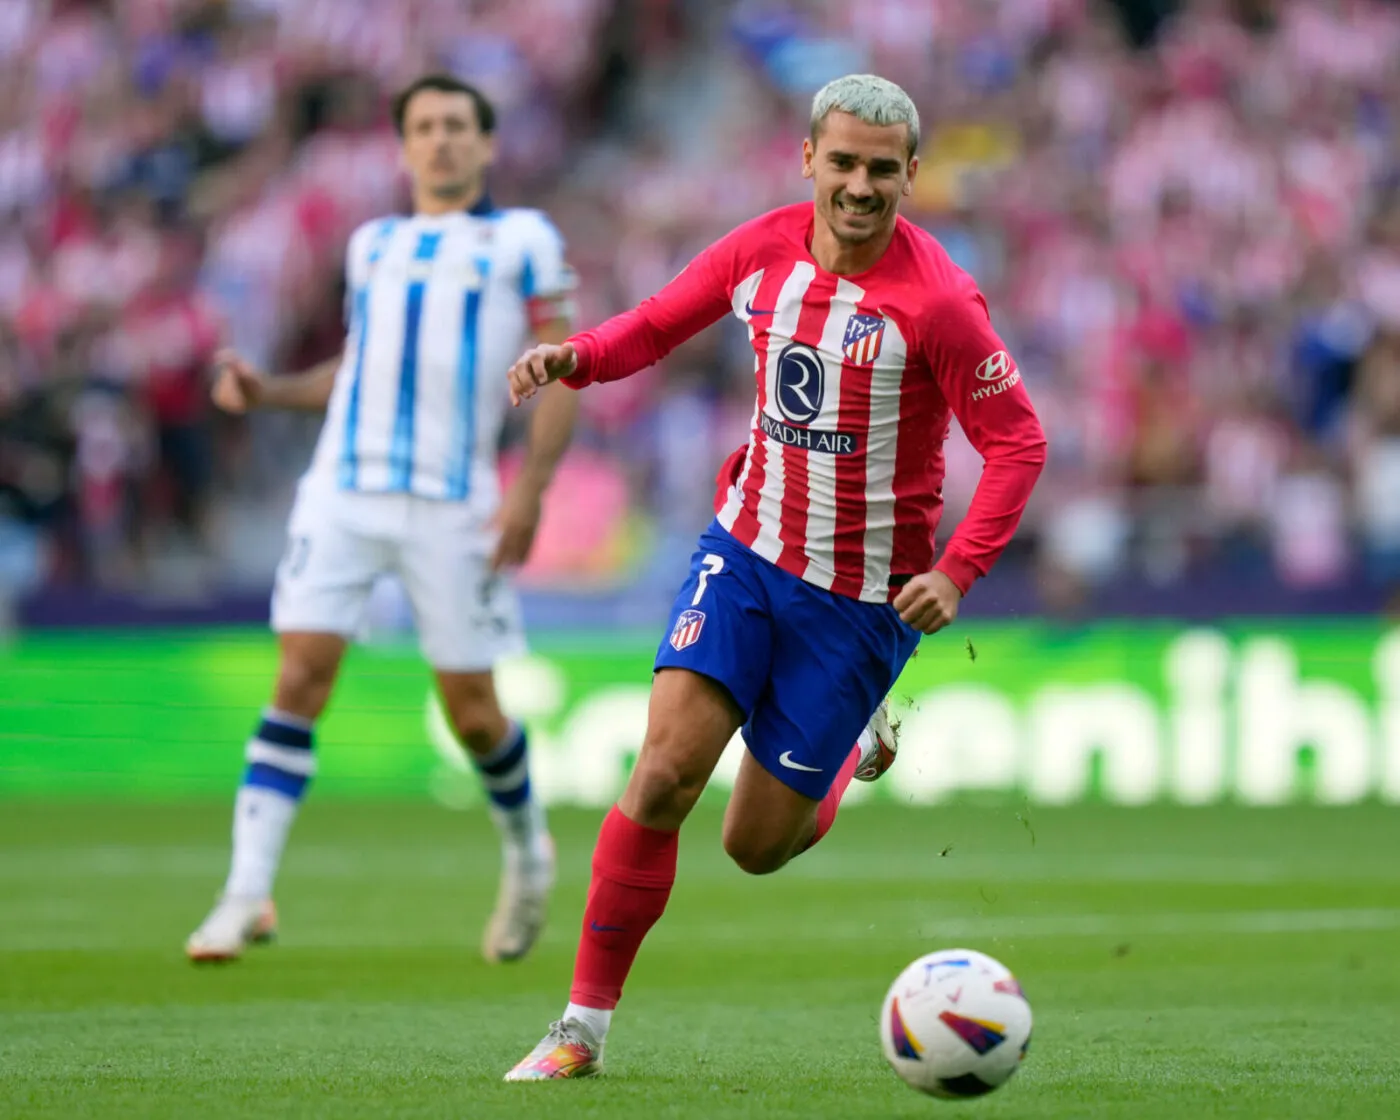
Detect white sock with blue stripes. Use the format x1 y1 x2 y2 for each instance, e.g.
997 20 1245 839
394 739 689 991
224 708 316 900
472 723 545 848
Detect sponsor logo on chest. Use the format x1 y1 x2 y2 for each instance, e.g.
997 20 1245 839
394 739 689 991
760 412 861 454
758 310 896 455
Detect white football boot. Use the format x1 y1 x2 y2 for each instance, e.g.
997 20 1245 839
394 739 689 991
503 1018 604 1081
481 826 556 964
854 695 898 782
185 896 277 962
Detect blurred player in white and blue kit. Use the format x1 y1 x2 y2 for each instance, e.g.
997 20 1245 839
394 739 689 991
186 75 578 964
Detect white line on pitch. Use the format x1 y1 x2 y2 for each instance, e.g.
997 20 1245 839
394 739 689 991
1 908 1397 952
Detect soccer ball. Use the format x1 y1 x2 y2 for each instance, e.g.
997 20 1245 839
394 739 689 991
880 948 1032 1099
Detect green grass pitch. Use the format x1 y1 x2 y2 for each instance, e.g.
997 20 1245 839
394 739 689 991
1 800 1397 1119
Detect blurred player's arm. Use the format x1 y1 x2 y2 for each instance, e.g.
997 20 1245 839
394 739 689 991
210 349 342 414
895 291 1047 633
508 239 735 405
493 214 585 566
492 317 579 570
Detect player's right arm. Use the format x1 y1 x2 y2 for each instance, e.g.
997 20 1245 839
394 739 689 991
210 349 342 414
507 232 738 406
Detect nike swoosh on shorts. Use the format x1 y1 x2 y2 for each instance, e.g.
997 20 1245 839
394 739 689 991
778 751 822 773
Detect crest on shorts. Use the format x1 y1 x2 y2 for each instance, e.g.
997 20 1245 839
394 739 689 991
669 609 706 651
842 313 885 366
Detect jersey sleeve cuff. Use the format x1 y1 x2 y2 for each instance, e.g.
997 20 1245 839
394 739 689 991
559 337 594 389
933 550 980 596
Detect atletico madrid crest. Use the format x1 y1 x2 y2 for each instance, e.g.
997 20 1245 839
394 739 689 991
842 313 885 366
669 609 706 651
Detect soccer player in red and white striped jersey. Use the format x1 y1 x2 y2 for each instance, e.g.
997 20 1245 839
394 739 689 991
504 74 1047 1080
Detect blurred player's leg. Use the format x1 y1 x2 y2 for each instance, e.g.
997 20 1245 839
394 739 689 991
187 632 346 962
436 670 554 963
188 482 385 963
504 668 744 1080
400 497 550 962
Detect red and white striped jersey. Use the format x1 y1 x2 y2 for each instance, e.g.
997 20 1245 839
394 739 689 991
563 204 1047 604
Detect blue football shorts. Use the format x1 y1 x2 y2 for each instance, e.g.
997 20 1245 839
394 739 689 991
653 519 921 800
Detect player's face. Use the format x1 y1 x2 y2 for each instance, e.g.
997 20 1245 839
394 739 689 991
803 111 917 246
401 90 495 200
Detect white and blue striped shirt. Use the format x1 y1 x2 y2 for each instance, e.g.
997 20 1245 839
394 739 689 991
309 198 574 515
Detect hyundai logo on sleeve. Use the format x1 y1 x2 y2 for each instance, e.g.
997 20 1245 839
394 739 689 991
975 351 1015 381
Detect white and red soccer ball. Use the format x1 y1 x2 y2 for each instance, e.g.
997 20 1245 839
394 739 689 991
880 948 1033 1099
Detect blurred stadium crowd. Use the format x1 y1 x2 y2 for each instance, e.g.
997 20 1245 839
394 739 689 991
1 0 1399 616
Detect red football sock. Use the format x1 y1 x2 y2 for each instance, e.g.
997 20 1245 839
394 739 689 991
569 805 679 1010
804 743 862 852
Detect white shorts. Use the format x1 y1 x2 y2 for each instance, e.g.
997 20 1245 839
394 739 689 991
270 478 525 672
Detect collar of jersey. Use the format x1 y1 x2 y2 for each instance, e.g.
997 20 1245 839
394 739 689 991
410 195 496 221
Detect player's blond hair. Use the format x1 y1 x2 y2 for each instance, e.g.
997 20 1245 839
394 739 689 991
810 74 920 161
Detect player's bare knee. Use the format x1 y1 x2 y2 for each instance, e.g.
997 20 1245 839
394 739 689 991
624 753 707 828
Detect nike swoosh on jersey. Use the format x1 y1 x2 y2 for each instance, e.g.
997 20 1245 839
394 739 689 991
744 300 777 317
778 751 822 773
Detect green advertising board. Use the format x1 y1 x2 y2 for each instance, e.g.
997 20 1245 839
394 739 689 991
2 621 1397 805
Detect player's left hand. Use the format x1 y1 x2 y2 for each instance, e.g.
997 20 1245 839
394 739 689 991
894 571 963 634
490 481 543 571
